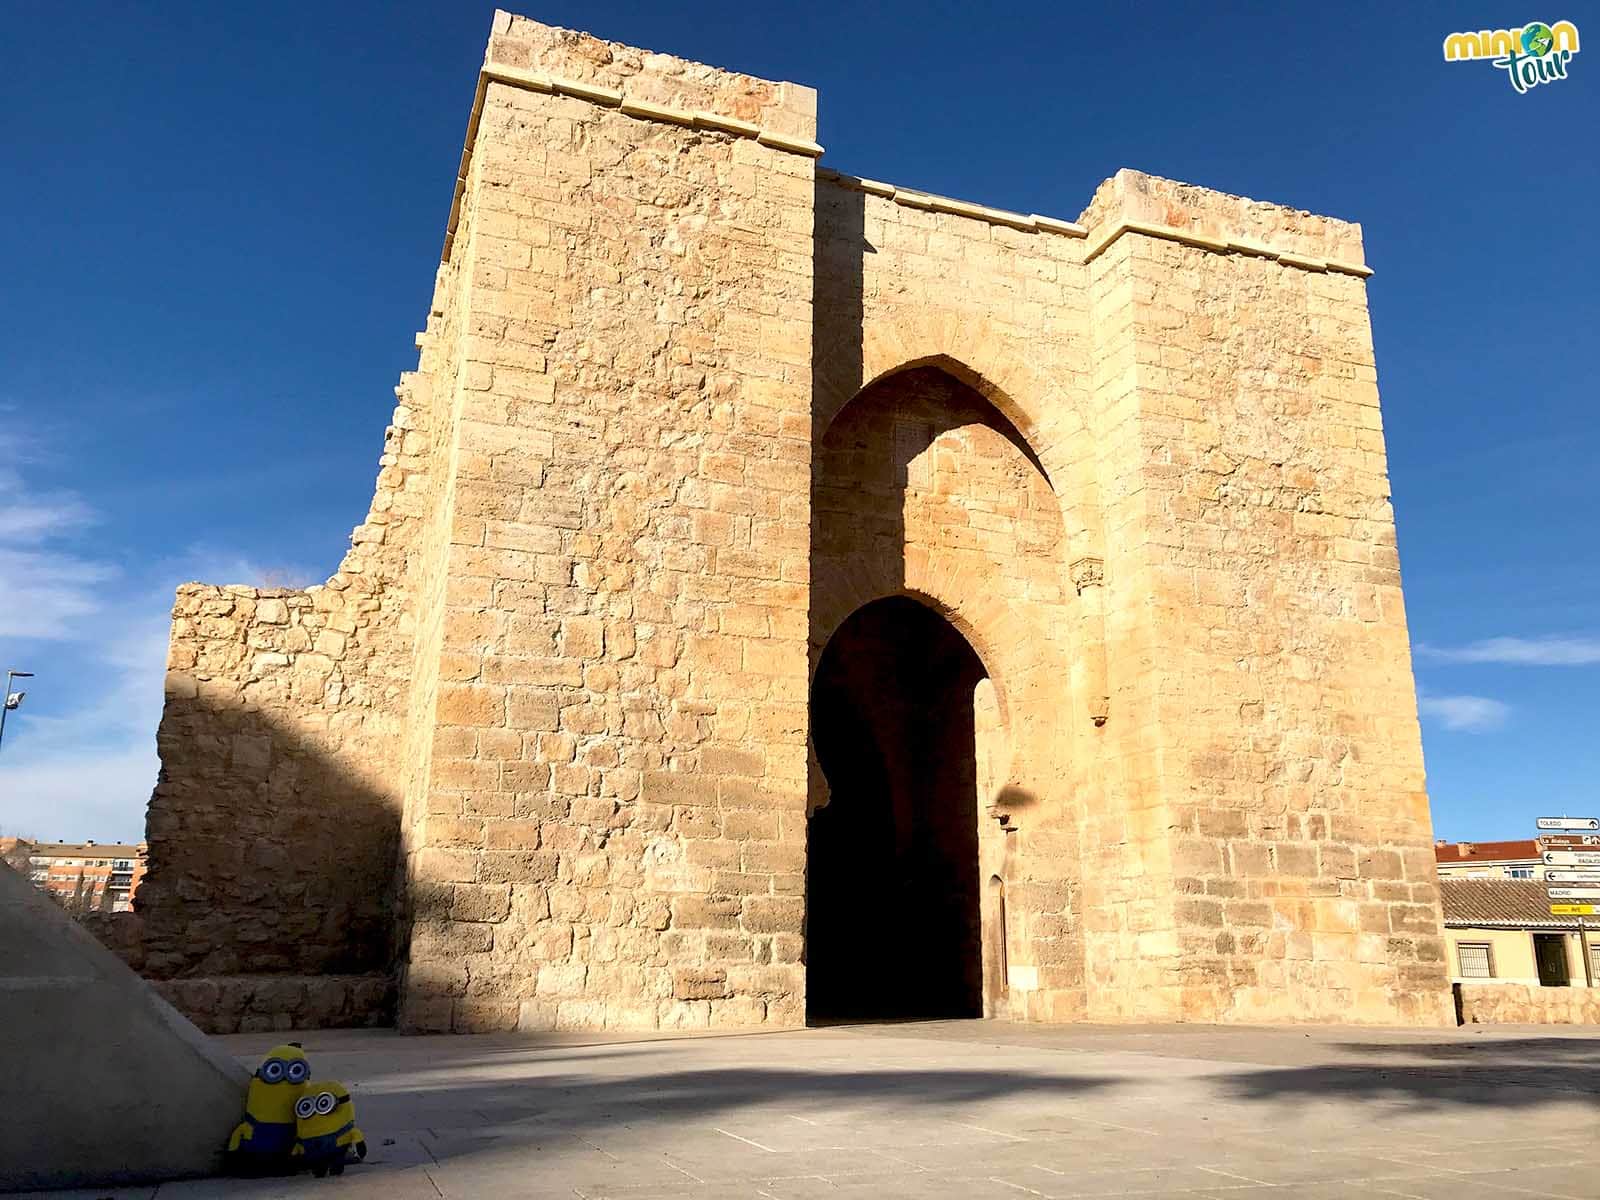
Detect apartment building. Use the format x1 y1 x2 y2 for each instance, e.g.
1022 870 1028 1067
1435 839 1546 880
3 840 148 913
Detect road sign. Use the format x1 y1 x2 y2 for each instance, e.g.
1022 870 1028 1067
1547 887 1600 899
1545 870 1600 883
1538 817 1600 830
1539 834 1600 848
1544 851 1600 865
1551 904 1597 915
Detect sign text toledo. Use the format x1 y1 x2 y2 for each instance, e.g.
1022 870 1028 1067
1541 818 1600 915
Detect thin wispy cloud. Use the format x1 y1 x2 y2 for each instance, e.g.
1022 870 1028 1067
0 546 115 638
0 491 94 542
1417 692 1510 733
0 452 111 639
1 435 322 840
1416 636 1600 666
0 749 165 844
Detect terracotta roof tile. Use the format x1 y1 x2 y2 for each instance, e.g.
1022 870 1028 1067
1439 879 1594 927
1434 839 1540 864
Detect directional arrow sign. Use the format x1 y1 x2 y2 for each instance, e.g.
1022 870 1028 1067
1551 904 1597 916
1538 817 1600 831
1547 887 1600 899
1540 834 1600 848
1544 851 1600 865
1545 871 1600 883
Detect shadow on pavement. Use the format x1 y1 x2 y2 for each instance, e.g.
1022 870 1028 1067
1336 1036 1600 1064
1228 1038 1600 1110
356 1065 1111 1159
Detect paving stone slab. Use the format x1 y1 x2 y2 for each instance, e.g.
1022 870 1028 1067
156 1021 1600 1200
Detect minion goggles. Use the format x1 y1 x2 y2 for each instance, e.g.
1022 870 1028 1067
257 1058 311 1085
296 1091 350 1119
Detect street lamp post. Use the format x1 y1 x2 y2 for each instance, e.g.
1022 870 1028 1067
0 670 34 755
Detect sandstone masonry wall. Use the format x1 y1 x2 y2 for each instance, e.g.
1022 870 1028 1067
394 15 819 1033
136 221 467 1027
136 12 1451 1033
153 975 395 1035
1079 172 1449 1024
1458 983 1600 1025
809 163 1448 1025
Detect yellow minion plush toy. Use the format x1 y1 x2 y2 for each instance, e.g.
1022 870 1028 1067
291 1081 367 1177
227 1043 311 1167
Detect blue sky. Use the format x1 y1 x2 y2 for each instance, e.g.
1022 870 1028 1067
1 2 1595 843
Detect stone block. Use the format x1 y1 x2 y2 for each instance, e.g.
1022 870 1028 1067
672 895 742 930
437 684 507 728
537 962 588 998
478 850 560 884
741 896 803 934
673 968 729 1000
452 883 513 922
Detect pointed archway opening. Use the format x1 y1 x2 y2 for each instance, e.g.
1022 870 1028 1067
807 596 986 1022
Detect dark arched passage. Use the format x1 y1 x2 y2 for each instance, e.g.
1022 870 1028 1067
807 596 986 1021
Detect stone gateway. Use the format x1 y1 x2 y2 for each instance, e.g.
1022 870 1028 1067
137 11 1453 1033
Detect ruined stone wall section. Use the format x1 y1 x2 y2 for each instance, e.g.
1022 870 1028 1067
396 42 818 1033
1079 172 1450 1025
153 975 396 1035
138 236 465 1007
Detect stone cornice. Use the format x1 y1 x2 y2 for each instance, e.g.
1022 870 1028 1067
1082 218 1373 278
442 67 1373 282
815 171 1371 278
817 168 1089 239
443 63 825 262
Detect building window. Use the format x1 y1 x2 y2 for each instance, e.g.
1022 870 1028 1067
1589 942 1600 982
1458 942 1494 979
1507 868 1534 879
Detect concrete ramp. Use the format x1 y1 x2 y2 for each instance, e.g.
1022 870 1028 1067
0 862 249 1190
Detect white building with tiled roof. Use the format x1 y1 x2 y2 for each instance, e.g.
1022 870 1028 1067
1440 879 1598 989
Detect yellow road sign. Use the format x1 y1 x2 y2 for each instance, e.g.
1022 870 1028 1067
1550 903 1597 915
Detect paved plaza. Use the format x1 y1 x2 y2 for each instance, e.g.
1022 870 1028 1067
27 1020 1600 1199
